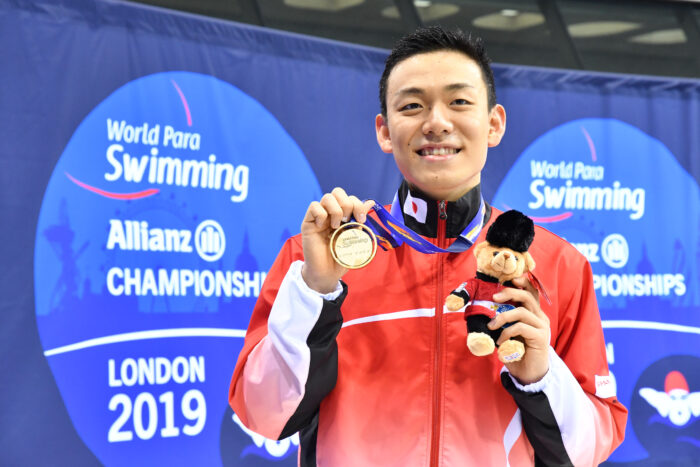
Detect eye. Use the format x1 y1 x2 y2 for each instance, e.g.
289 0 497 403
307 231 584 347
514 256 519 261
452 98 470 106
399 103 421 111
492 251 498 257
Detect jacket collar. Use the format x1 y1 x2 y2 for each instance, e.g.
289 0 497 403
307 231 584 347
397 180 492 239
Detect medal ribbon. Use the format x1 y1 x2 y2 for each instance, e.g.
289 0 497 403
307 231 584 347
359 195 552 303
362 194 487 253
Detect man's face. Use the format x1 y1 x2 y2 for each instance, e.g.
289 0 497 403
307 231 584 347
375 50 505 201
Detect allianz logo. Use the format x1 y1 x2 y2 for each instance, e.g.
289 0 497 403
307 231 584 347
571 233 629 269
106 218 226 262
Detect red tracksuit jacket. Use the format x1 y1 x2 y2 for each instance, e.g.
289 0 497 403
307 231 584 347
229 184 627 466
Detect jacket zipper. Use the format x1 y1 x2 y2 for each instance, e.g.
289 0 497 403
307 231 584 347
430 200 448 467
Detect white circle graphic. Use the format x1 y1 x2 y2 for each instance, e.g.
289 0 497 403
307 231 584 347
601 233 629 269
194 220 226 262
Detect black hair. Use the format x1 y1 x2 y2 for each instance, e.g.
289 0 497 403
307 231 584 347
379 26 497 117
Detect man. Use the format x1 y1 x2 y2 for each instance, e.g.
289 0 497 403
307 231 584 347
229 27 627 466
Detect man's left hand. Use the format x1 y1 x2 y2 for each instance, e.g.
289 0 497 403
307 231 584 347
488 275 550 385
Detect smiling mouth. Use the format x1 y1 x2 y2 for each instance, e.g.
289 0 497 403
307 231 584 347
417 147 461 156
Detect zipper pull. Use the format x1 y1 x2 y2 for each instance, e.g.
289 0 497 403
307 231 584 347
439 200 447 220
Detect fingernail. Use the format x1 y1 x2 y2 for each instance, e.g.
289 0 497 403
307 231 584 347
341 216 348 223
487 319 497 329
358 213 366 223
493 292 503 300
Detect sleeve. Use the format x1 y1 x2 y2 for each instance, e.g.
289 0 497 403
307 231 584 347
449 281 471 302
501 254 628 466
228 237 346 440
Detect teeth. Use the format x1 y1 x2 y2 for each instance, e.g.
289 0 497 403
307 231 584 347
420 147 457 156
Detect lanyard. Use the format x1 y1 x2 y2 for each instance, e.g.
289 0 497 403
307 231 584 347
362 193 486 253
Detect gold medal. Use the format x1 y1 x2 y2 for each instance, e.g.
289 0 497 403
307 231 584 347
329 222 377 269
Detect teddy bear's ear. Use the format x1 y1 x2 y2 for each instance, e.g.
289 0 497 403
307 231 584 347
524 251 536 272
473 242 487 258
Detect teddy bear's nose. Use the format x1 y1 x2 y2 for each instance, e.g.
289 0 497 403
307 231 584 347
503 252 510 259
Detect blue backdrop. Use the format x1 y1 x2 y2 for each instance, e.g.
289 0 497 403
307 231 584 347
1 0 698 465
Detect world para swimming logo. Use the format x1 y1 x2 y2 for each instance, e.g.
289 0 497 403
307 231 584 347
493 118 699 312
34 72 320 466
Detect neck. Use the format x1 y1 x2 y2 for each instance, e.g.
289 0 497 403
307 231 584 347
397 180 491 238
408 177 480 202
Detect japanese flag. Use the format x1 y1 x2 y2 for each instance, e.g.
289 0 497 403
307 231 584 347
403 192 427 223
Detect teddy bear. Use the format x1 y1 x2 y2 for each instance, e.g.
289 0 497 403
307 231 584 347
446 210 535 364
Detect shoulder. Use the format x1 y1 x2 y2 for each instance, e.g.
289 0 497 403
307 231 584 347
489 207 587 271
531 223 587 269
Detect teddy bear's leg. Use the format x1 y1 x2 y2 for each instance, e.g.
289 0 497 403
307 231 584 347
467 333 495 356
498 339 525 363
465 315 499 356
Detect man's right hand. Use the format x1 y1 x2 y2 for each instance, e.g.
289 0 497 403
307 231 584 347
300 187 375 294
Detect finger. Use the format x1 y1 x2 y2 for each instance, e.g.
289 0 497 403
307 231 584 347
358 199 376 223
497 323 549 348
512 276 545 316
349 197 376 224
488 307 547 330
320 192 345 229
303 201 329 230
495 322 528 345
512 275 539 299
331 186 349 199
493 287 540 316
330 187 358 223
496 323 539 346
330 187 354 221
347 195 366 222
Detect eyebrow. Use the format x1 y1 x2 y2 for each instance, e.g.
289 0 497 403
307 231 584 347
394 82 475 97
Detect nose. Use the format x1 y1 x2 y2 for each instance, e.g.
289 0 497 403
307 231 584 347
422 105 453 135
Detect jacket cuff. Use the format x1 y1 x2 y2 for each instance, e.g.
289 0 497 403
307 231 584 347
292 261 344 301
500 346 558 393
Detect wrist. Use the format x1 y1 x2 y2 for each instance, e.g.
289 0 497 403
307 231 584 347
301 264 338 294
503 347 554 393
511 366 549 386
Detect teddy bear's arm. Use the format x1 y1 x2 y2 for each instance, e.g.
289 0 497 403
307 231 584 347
446 282 471 311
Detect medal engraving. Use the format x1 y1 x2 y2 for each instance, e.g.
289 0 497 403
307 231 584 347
330 222 377 269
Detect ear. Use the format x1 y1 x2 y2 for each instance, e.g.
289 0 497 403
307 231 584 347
473 242 487 259
487 104 506 148
375 114 393 154
523 251 535 272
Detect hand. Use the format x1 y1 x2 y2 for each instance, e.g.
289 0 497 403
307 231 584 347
300 187 375 294
487 276 550 385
